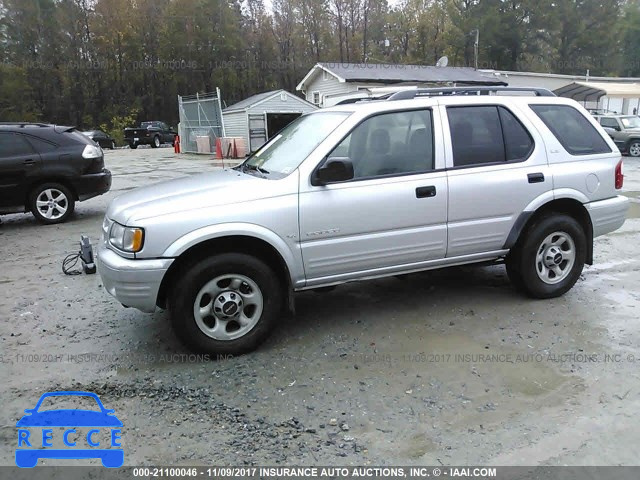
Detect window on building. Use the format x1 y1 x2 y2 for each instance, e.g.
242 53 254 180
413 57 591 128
328 109 434 179
312 91 321 106
531 104 611 155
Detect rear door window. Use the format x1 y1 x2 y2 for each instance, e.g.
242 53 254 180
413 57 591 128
530 104 611 155
0 133 36 157
499 107 534 161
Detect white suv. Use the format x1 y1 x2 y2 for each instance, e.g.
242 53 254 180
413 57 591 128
97 87 629 355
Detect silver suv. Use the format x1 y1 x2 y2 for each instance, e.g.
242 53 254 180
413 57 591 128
593 114 640 157
97 87 629 355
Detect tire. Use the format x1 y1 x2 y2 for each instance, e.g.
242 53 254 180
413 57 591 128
628 140 640 157
151 135 160 148
168 253 283 355
29 182 75 225
507 214 586 299
130 143 138 149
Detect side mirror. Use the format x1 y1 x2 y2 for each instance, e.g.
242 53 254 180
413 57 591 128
313 157 354 185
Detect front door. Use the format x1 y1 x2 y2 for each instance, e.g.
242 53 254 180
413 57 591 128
299 108 448 286
248 114 267 152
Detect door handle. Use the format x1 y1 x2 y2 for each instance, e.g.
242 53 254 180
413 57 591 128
416 186 436 198
528 172 544 183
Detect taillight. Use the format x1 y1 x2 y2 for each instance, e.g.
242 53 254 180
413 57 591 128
615 159 624 189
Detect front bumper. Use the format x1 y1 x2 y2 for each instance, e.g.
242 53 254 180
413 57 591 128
97 244 173 313
72 168 112 201
586 195 630 238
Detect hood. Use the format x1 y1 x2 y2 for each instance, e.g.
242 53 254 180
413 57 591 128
107 169 284 225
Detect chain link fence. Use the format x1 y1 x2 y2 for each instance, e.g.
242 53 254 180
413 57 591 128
177 89 225 154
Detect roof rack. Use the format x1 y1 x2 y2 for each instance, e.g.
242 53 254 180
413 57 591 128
0 122 51 128
387 87 555 101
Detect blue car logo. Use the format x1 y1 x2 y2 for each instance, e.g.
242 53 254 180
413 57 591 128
16 391 123 468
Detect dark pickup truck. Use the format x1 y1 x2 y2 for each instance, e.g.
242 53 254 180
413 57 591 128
124 121 176 149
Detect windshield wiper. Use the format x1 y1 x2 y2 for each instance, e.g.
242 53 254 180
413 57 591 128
241 163 270 176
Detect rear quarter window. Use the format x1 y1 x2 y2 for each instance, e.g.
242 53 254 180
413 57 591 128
530 104 611 155
25 135 58 152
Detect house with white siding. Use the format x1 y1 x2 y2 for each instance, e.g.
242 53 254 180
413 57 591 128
296 62 507 107
222 89 317 152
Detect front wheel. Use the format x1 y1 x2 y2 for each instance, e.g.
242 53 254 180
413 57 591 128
29 183 75 224
169 253 283 355
151 135 160 148
507 214 586 299
628 140 640 157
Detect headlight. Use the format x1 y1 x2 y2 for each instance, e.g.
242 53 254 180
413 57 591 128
82 144 102 159
109 222 144 253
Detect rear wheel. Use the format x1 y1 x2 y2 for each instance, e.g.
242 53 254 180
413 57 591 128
507 214 586 298
628 140 640 157
29 183 75 224
169 253 283 355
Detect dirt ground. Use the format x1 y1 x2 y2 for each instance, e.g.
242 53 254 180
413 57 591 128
1 147 639 467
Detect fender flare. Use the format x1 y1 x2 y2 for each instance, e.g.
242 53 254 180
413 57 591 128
162 222 304 285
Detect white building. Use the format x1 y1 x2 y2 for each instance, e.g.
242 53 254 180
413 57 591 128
296 63 640 114
480 70 640 114
223 89 317 152
296 62 506 107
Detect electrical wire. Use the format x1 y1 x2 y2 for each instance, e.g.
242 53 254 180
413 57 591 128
62 251 83 276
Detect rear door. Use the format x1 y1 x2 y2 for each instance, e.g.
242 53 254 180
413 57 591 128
0 132 41 209
442 101 552 257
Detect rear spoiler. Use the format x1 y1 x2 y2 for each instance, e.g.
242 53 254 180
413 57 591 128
54 125 77 133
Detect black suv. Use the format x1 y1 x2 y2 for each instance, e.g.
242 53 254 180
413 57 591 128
0 123 112 224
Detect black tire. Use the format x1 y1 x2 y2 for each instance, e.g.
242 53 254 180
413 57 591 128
507 214 586 299
151 135 160 148
628 140 640 157
130 143 138 149
29 182 75 225
168 253 283 355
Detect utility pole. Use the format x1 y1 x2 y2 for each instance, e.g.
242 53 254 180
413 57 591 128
470 29 479 70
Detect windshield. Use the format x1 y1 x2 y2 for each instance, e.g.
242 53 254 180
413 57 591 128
241 112 350 178
620 116 640 129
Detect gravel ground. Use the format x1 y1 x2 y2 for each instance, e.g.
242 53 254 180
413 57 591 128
1 147 639 467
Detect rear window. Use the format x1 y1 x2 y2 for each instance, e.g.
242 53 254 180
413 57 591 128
530 104 611 155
